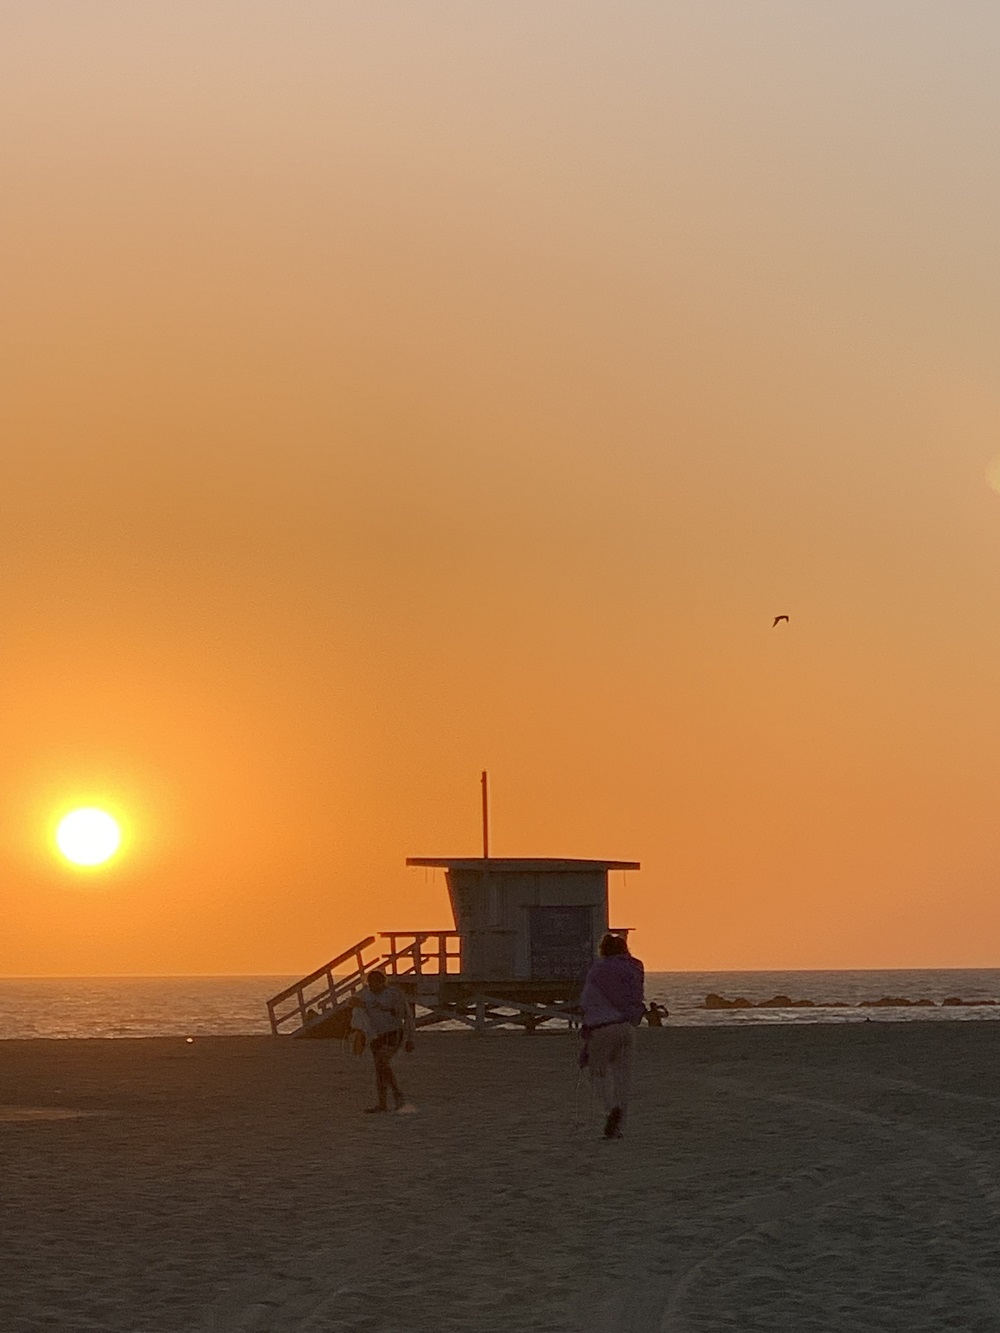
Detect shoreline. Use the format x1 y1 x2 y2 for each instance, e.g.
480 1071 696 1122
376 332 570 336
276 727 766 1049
2 1010 1000 1045
6 970 1000 1042
5 999 1000 1046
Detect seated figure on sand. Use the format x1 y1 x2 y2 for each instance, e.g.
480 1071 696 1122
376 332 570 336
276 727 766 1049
579 934 646 1139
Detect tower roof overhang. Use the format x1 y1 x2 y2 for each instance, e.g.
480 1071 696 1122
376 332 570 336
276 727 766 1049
406 857 640 872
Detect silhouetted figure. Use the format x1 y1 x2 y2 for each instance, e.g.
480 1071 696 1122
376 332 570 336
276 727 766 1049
645 1001 666 1027
353 970 415 1113
772 615 789 627
579 934 645 1139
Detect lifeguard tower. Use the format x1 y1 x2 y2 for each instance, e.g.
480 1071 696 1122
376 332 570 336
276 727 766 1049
405 856 636 983
266 774 638 1035
267 856 637 1036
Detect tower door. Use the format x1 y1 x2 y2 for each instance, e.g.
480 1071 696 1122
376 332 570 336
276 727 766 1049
528 905 594 981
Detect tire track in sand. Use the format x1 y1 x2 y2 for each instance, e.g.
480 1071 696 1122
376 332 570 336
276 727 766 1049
602 1074 1000 1333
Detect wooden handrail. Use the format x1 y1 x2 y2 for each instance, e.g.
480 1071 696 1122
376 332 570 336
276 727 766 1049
266 936 381 1035
267 937 377 1009
268 963 367 1018
378 933 461 943
379 930 462 978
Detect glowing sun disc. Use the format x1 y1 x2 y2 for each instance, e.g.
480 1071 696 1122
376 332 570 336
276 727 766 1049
56 808 122 867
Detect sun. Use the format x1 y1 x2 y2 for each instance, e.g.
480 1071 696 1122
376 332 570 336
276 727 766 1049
55 808 122 868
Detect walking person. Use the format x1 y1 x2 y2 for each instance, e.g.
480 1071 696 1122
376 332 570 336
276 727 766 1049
352 970 416 1114
579 934 645 1138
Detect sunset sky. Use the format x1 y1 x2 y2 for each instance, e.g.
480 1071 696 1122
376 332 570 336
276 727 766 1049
4 2 1000 975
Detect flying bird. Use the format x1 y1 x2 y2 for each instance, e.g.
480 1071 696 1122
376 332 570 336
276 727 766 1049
772 615 789 627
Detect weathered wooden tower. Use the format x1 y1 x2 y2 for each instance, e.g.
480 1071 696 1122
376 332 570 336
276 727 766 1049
406 856 635 983
266 854 638 1036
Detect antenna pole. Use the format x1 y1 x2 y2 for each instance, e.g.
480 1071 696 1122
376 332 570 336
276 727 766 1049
481 770 490 859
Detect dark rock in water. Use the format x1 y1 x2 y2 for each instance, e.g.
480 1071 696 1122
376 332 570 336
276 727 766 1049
860 997 914 1007
912 998 934 1006
942 997 965 1006
703 993 752 1009
828 1001 850 1007
942 997 996 1006
758 995 794 1008
790 998 816 1007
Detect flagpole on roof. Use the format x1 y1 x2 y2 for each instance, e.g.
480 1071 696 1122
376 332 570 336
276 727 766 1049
480 770 491 859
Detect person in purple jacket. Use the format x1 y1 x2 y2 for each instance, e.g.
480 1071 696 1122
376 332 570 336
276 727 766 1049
579 933 646 1139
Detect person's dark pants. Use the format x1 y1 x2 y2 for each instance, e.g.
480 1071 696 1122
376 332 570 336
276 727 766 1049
371 1031 403 1108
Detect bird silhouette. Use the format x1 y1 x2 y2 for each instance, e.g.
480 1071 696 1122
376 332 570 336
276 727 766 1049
772 615 789 627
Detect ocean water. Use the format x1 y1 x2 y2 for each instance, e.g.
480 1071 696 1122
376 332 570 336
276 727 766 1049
2 970 1000 1039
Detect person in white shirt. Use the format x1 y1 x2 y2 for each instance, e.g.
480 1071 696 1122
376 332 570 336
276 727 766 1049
352 970 415 1113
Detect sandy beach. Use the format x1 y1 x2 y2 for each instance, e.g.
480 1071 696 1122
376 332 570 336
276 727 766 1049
3 1024 1000 1333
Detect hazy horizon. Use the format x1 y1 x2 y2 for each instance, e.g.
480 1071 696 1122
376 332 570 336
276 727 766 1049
5 966 1000 983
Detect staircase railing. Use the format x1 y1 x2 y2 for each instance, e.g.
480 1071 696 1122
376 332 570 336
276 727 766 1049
266 936 379 1035
380 931 462 978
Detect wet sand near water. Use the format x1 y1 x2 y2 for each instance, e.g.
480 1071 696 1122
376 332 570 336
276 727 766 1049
2 1025 1000 1332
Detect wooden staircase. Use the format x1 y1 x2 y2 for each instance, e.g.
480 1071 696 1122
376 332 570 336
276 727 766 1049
266 938 380 1038
266 930 582 1035
266 931 463 1038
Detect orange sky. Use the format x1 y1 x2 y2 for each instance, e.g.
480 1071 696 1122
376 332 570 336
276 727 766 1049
3 3 1000 974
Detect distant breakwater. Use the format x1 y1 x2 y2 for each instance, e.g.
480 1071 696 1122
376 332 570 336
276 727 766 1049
702 993 999 1011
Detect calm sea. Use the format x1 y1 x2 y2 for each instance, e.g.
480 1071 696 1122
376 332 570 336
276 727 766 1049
2 970 1000 1039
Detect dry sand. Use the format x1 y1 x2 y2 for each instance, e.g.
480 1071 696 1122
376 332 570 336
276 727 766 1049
2 1024 1000 1333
